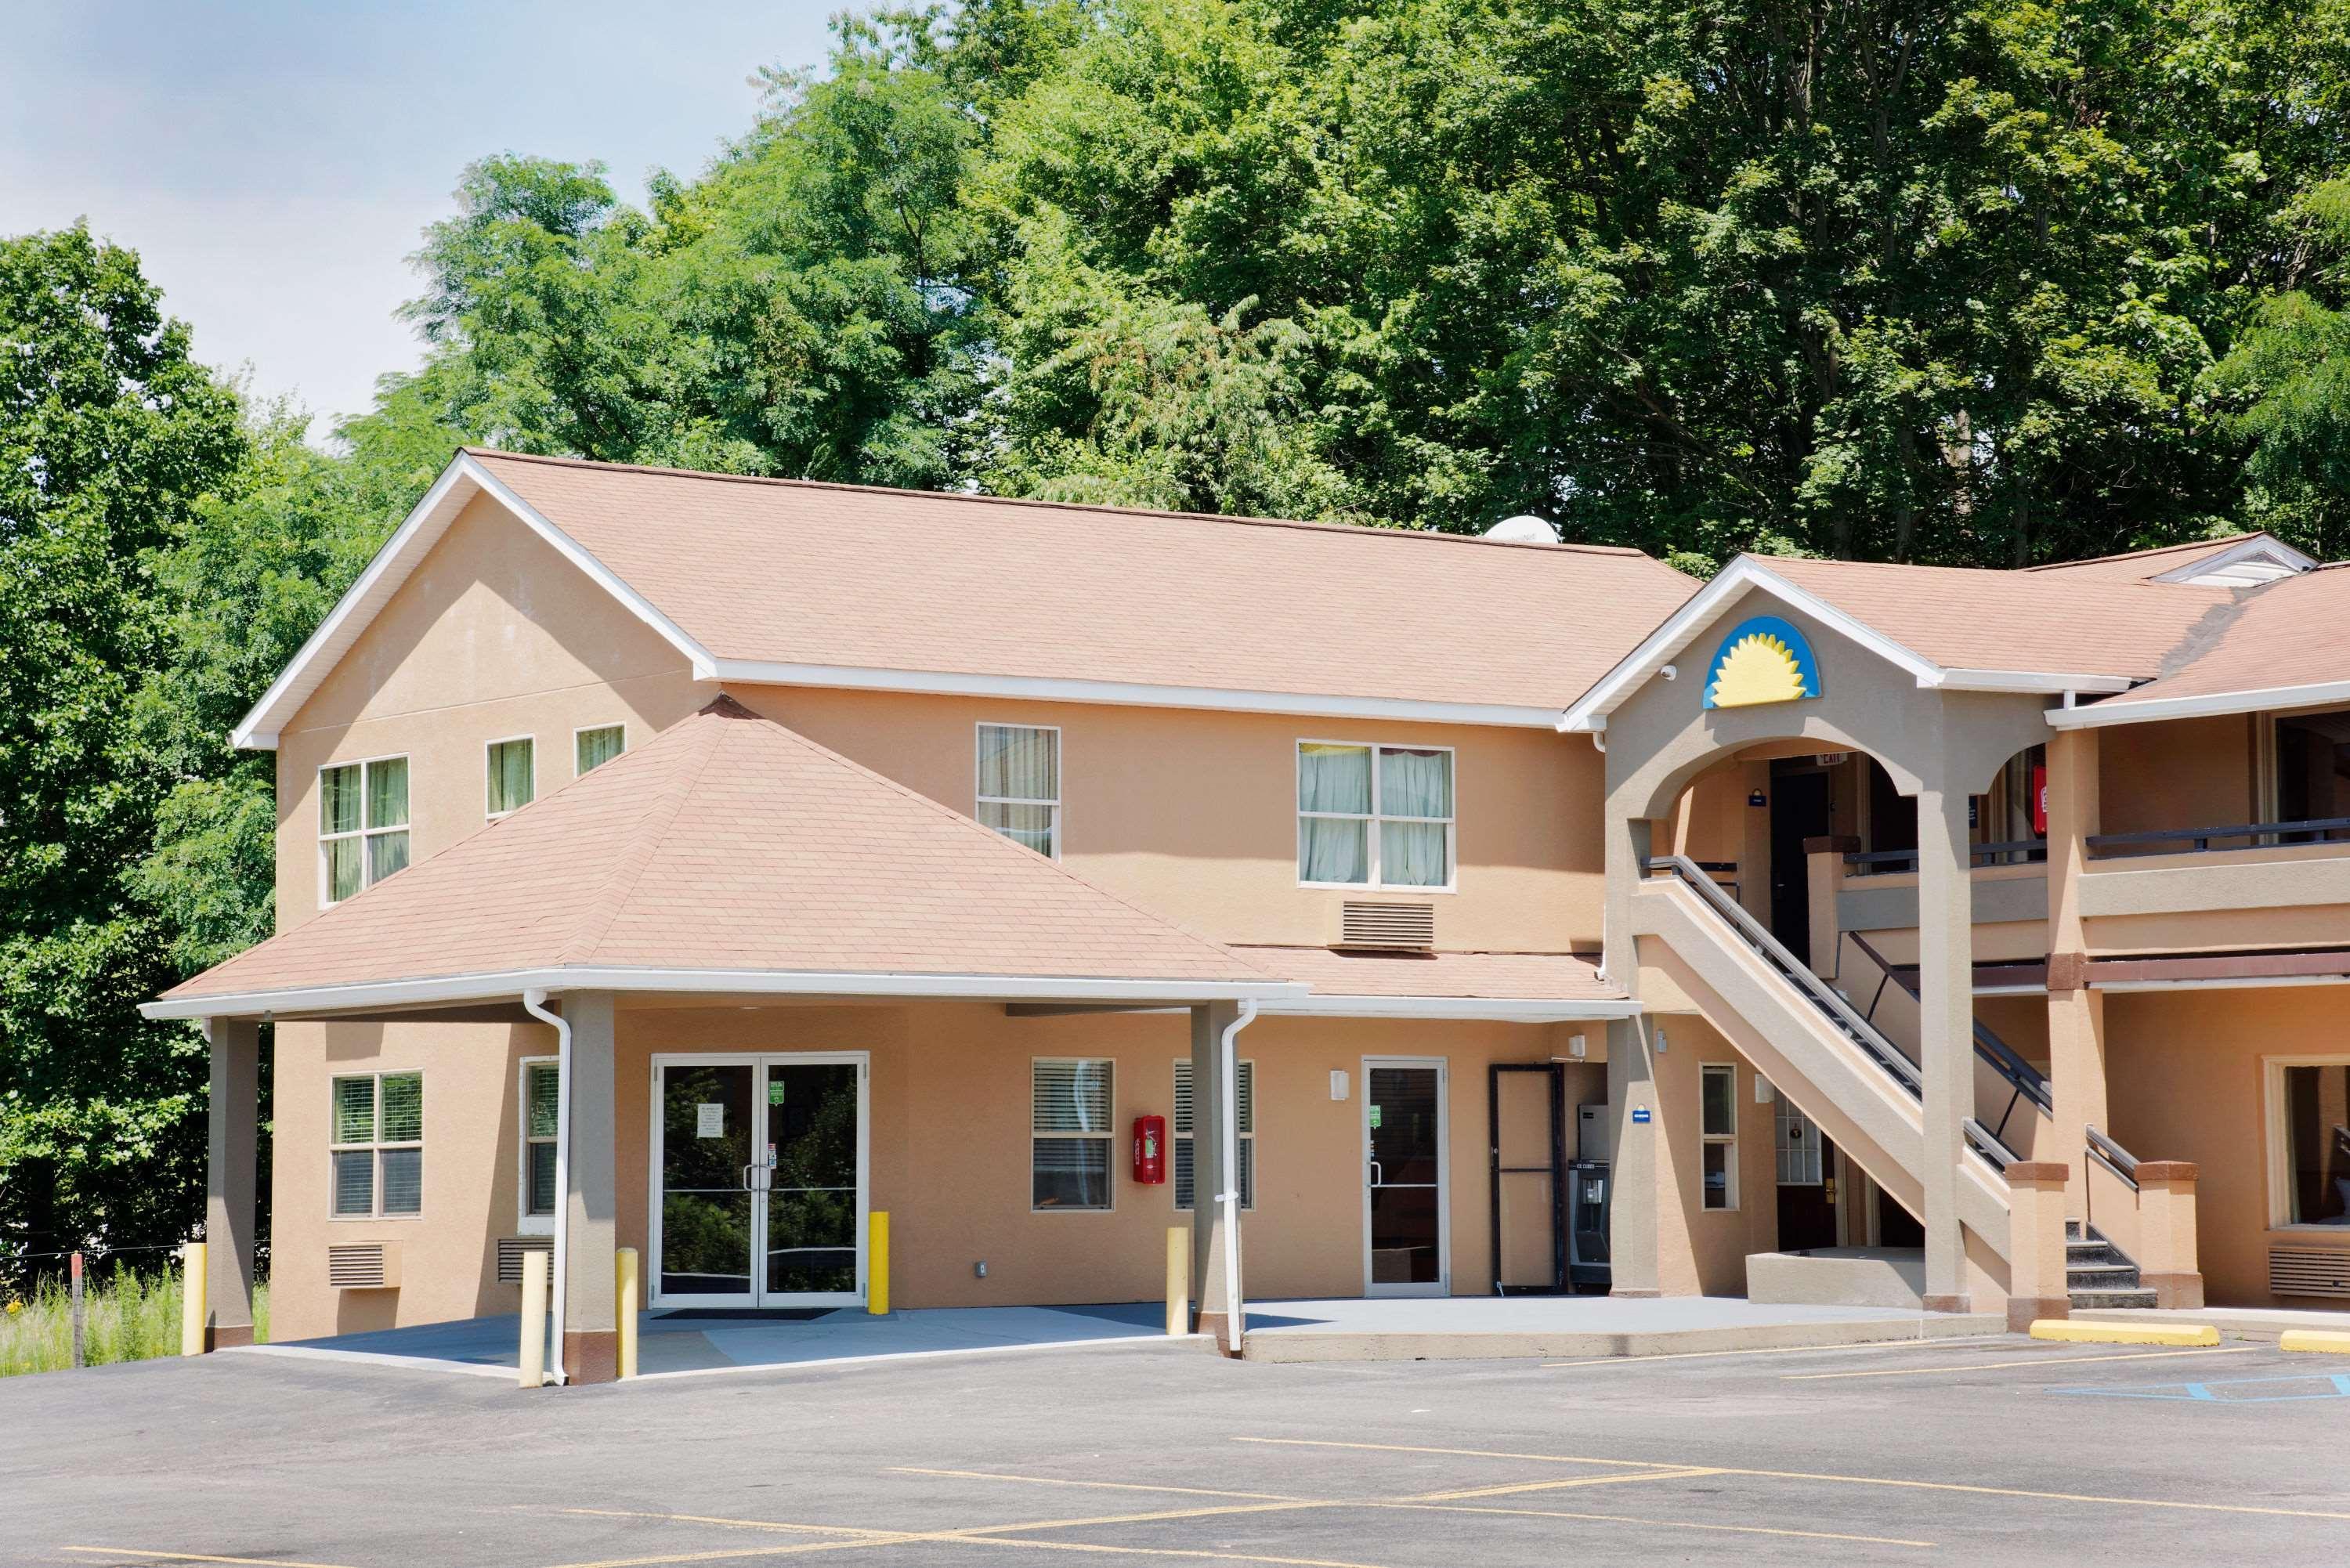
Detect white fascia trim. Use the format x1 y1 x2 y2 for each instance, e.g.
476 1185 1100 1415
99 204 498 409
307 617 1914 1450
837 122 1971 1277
1255 995 1640 1022
1556 558 1947 732
230 454 720 750
2048 677 2350 731
2149 534 2317 583
708 659 1562 729
140 966 1309 1020
1938 668 2135 695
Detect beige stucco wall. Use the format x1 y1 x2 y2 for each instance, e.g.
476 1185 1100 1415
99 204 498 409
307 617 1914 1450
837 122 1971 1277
2097 715 2258 839
267 1003 1610 1339
2103 985 2350 1308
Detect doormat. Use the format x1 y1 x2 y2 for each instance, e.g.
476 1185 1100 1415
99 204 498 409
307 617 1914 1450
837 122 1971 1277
651 1308 837 1322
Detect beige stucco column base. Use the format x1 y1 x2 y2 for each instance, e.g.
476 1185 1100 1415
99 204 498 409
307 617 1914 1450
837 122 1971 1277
204 1324 257 1351
2003 1161 2071 1332
1195 1311 1238 1357
1920 1294 1973 1314
563 1330 620 1385
2135 1161 2204 1310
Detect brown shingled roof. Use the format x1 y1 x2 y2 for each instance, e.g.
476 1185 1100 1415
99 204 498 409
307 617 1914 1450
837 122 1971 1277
2081 565 2350 713
158 699 1281 1010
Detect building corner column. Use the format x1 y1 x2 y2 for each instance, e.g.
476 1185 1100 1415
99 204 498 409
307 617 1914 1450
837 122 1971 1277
1188 1001 1243 1355
2044 726 2106 1218
1603 1016 1661 1298
1916 786 1972 1313
2002 1162 2071 1333
203 1017 261 1350
562 992 620 1384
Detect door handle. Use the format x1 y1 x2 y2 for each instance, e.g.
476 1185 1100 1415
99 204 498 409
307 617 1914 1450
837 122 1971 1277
741 1163 757 1192
1368 1161 1385 1188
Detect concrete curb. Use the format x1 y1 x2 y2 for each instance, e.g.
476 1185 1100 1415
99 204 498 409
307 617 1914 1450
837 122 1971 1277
2028 1319 2218 1347
2280 1329 2350 1354
1241 1313 2006 1364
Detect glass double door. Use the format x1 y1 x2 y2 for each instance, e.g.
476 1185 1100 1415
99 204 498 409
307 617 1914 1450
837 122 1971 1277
653 1054 867 1308
1364 1059 1448 1296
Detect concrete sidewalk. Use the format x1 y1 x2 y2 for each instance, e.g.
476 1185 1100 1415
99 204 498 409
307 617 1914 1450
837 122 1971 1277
1242 1295 2005 1361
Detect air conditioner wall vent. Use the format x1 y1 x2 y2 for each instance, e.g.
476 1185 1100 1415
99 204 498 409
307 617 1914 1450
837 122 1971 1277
1337 901 1437 952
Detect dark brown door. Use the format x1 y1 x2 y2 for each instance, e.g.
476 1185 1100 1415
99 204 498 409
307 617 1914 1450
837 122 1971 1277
1767 768 1833 964
1773 1099 1840 1251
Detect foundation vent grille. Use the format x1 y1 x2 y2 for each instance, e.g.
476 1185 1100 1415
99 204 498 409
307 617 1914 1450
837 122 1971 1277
1337 901 1436 952
2270 1248 2350 1299
327 1241 400 1290
497 1236 554 1284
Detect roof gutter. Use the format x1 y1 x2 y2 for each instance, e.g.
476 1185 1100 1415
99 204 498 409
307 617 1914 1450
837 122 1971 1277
2046 677 2350 731
520 989 570 1386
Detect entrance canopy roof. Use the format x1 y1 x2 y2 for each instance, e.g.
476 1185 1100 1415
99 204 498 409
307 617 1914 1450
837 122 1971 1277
145 699 1300 1021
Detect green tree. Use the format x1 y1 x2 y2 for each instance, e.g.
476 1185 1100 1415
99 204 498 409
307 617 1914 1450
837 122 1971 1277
0 226 246 1265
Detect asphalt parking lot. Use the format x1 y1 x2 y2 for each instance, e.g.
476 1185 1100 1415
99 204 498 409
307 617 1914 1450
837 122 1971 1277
5 1332 2347 1566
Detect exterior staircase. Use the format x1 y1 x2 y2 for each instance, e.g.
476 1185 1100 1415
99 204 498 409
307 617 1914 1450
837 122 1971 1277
2066 1220 2159 1310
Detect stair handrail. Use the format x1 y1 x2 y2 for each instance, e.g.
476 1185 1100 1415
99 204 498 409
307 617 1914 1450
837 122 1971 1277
1643 856 1922 1099
1841 930 2055 1120
2086 1125 2139 1191
1964 1117 2019 1171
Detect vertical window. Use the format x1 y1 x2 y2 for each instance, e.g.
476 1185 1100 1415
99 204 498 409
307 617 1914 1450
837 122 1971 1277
1032 1058 1112 1209
331 1071 424 1218
486 737 535 817
320 757 410 904
521 1060 560 1232
1701 1064 1737 1212
575 724 626 776
1173 1059 1255 1211
1297 742 1454 888
2280 1062 2350 1226
978 724 1060 857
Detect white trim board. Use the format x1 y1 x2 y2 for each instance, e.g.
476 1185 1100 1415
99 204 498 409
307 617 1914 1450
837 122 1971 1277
1556 555 2133 734
2048 678 2350 732
1255 995 1639 1022
141 966 1308 1021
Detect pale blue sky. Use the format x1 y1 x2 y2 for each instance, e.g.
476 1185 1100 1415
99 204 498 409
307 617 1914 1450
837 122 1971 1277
2 2 840 433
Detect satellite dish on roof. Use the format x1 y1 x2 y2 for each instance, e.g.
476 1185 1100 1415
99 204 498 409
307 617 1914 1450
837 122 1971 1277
1484 514 1560 544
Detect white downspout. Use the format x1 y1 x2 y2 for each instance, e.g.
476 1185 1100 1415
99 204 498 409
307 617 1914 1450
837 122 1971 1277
1217 999 1260 1346
521 989 570 1386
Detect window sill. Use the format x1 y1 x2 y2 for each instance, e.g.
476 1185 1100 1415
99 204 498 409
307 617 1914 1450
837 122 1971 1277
1300 881 1459 896
328 1212 425 1223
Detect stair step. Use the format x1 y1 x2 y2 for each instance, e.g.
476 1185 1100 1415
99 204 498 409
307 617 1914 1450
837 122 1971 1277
2067 1266 2142 1289
2070 1289 2160 1310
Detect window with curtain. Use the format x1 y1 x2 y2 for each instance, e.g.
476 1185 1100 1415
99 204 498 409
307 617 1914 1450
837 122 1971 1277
575 724 626 775
331 1071 424 1218
978 724 1061 858
1297 742 1454 887
486 737 535 816
1701 1064 1737 1211
1173 1058 1254 1210
1032 1057 1112 1209
320 756 410 904
2281 1062 2350 1226
521 1060 560 1231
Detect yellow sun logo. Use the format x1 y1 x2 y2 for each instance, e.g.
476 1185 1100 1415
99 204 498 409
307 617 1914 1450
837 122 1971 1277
1703 618 1822 709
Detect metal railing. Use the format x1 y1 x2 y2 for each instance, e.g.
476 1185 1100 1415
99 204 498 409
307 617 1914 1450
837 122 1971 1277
1964 1117 2019 1171
1840 930 2054 1143
2086 815 2350 858
1645 856 1921 1099
1844 840 2049 876
2086 1125 2139 1190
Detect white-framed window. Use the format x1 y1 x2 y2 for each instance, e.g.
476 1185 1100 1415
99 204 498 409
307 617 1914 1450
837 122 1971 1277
519 1058 560 1234
2269 1057 2350 1228
320 755 410 905
486 735 536 817
574 723 627 776
1775 1097 1822 1186
331 1071 423 1219
1296 741 1455 889
1173 1058 1256 1211
1032 1057 1112 1210
978 723 1060 858
1701 1064 1737 1211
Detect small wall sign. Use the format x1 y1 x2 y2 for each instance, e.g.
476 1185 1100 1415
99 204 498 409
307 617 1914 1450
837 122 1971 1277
1631 1107 1654 1125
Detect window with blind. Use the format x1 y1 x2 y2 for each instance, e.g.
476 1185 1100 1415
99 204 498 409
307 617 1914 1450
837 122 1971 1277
520 1059 560 1233
1173 1059 1255 1211
1032 1057 1112 1209
978 724 1060 858
486 736 536 817
331 1071 424 1219
1296 742 1455 888
575 724 626 776
319 756 410 905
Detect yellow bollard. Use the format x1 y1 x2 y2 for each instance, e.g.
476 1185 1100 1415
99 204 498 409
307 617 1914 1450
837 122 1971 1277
615 1248 639 1380
179 1242 208 1357
1166 1227 1188 1336
518 1248 548 1389
868 1211 891 1316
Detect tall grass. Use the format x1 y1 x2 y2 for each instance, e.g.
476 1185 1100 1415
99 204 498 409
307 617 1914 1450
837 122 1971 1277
0 1267 269 1377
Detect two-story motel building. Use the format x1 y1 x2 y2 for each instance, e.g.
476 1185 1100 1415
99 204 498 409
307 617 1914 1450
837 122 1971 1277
146 452 2350 1378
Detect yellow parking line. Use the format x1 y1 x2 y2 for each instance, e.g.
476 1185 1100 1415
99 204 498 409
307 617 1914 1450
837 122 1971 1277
63 1553 363 1568
1401 1468 1713 1501
1374 1500 1932 1548
559 1508 887 1537
1542 1336 2007 1370
1236 1436 2350 1522
890 1468 1300 1501
1782 1346 2260 1381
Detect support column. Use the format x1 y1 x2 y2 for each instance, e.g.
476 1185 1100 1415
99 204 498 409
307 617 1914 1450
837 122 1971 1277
2135 1162 2204 1309
2003 1162 2071 1333
1737 761 1773 924
1804 835 1860 980
1188 1001 1242 1355
562 992 620 1384
1915 786 1973 1312
204 1017 260 1350
1603 1015 1661 1298
2044 727 2106 1216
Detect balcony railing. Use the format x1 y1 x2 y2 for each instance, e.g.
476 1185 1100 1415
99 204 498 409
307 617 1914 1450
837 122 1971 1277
2086 815 2350 858
1843 840 2048 876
